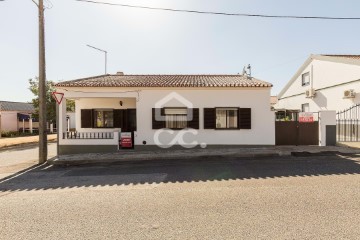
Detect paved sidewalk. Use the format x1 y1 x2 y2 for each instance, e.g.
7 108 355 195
0 134 57 149
0 143 57 180
49 145 360 166
338 142 360 149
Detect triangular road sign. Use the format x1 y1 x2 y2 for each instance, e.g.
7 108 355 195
52 92 64 104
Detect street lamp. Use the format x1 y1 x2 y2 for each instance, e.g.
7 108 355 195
86 44 108 74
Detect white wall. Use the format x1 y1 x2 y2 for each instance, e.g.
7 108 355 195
66 112 76 130
136 89 274 146
276 59 360 112
0 112 18 132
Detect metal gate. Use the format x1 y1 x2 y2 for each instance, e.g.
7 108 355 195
275 112 319 145
337 104 360 142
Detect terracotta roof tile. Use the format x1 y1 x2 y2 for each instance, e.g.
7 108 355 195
55 74 273 88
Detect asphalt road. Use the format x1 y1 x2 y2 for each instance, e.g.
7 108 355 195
1 154 360 239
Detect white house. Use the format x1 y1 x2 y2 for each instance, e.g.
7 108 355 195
275 55 360 112
0 101 36 133
55 73 275 155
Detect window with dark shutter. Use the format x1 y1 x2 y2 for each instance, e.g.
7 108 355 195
204 108 216 129
152 108 165 129
215 108 238 129
187 108 199 129
238 108 251 129
93 109 114 128
81 109 93 128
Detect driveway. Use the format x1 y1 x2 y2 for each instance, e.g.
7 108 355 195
1 154 360 239
0 143 57 180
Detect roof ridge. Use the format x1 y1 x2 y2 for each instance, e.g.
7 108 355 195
54 74 272 88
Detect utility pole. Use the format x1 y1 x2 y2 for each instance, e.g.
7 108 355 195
38 0 47 163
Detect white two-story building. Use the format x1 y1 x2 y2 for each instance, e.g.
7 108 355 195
275 55 360 113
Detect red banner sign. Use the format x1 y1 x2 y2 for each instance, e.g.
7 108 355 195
121 132 132 148
299 112 314 123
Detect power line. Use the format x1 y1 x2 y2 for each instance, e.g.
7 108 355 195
76 0 360 20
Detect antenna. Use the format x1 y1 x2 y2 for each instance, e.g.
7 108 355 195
247 64 252 77
242 66 247 76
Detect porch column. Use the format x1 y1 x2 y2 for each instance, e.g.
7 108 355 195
22 119 25 133
29 115 33 134
58 97 67 139
319 110 336 146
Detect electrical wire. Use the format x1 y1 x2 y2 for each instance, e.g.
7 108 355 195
75 0 360 20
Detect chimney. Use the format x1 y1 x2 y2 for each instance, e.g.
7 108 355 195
117 71 124 75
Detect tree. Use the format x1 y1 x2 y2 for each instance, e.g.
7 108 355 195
29 77 75 124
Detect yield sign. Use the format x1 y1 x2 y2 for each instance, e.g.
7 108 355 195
52 92 64 104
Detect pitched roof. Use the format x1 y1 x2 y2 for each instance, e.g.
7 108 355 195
278 54 360 98
0 101 34 112
322 55 360 60
55 74 273 88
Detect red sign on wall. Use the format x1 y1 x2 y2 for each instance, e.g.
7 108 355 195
121 132 132 148
299 112 314 123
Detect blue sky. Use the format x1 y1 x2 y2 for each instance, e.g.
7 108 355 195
1 0 360 102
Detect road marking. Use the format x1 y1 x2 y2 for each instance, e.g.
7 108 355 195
41 164 53 170
0 162 47 184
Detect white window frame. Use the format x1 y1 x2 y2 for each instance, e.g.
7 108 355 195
302 72 310 86
301 103 310 113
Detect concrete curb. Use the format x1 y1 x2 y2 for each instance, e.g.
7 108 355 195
48 152 283 166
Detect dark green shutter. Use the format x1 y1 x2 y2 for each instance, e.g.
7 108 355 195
204 108 216 129
239 108 251 129
152 108 165 129
126 109 137 131
114 109 125 129
187 108 199 129
81 109 93 128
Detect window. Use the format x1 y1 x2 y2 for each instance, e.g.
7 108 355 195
302 72 310 86
94 110 114 128
165 108 188 129
216 108 238 129
301 103 309 112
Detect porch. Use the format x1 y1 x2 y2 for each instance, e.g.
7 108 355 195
57 90 139 155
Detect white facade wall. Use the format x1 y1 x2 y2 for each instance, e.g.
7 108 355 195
136 89 274 146
57 87 275 147
0 112 18 132
66 112 76 130
276 59 360 112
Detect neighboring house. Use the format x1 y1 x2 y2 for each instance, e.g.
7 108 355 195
55 74 275 154
0 101 36 132
270 96 278 110
275 54 360 112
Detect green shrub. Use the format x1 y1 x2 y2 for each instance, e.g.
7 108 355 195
0 131 38 138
